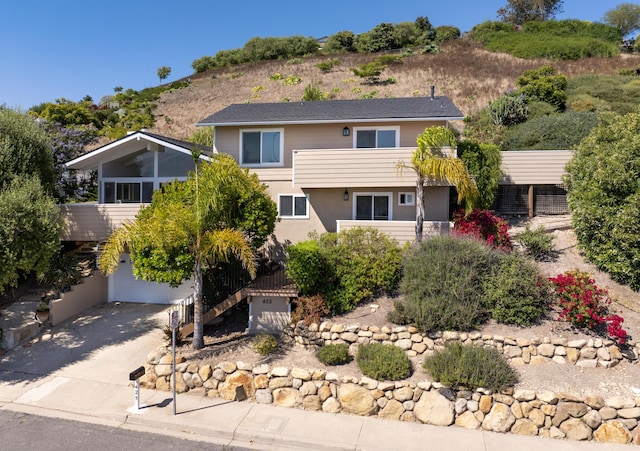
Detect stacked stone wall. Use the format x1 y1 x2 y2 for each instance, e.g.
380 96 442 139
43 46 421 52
140 321 640 444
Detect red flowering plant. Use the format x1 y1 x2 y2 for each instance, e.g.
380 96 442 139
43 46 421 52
548 270 628 345
452 208 512 251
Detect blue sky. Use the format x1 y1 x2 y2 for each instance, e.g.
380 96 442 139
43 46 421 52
0 0 627 110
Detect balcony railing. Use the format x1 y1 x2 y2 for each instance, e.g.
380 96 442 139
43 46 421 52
292 147 454 189
59 203 144 242
336 220 451 245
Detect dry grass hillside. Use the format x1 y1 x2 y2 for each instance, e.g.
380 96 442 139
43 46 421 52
149 40 640 139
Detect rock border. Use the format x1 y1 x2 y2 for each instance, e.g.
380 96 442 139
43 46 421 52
140 322 640 445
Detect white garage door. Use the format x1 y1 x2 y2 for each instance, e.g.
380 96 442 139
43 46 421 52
108 254 194 304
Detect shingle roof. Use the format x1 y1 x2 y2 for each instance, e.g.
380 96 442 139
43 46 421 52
196 96 464 126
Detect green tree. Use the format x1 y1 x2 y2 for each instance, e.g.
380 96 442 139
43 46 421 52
157 66 171 84
497 0 564 23
99 153 277 349
458 140 502 209
323 31 356 54
604 3 640 38
0 108 56 194
0 175 63 293
516 65 567 111
350 61 387 84
398 127 478 242
564 111 640 290
355 23 400 53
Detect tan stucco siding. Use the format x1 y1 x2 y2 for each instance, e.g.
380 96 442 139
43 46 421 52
500 150 572 185
265 182 449 246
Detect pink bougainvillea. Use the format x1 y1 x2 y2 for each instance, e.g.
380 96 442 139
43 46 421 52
452 208 512 251
549 270 628 345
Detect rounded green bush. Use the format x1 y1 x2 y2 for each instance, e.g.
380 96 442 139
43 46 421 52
316 343 350 365
396 236 500 332
423 342 518 391
481 252 552 326
356 342 412 381
252 334 277 355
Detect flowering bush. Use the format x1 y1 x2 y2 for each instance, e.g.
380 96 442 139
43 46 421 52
548 270 628 344
452 208 512 251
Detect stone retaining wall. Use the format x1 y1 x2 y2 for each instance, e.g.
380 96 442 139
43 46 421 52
287 321 639 368
139 322 640 445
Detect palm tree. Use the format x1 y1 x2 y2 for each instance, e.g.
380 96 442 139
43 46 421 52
99 153 273 349
398 126 478 243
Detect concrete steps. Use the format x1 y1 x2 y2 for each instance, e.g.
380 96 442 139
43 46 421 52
0 288 52 351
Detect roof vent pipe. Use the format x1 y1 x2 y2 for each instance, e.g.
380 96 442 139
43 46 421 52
430 85 435 100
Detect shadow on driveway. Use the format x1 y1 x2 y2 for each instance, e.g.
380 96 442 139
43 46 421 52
0 302 167 384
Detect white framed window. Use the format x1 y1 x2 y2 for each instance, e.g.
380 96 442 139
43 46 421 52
353 192 393 220
278 194 309 218
398 192 415 206
240 128 284 167
353 126 399 148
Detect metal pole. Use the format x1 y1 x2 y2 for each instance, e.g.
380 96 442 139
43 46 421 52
172 326 176 415
135 379 140 410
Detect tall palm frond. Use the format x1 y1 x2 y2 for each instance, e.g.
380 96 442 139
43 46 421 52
98 220 136 275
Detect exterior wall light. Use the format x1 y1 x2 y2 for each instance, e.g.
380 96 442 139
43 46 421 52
343 189 349 201
342 126 350 137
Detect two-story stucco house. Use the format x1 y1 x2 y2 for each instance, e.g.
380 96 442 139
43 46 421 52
196 94 465 247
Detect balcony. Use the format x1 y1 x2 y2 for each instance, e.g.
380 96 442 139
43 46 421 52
293 147 418 189
59 203 144 242
336 220 451 245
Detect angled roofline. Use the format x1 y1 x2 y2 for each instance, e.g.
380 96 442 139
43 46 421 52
66 130 212 169
196 96 465 127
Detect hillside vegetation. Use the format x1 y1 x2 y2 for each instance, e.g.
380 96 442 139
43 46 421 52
151 39 640 139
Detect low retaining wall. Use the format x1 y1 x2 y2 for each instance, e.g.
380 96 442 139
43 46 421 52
287 321 640 368
139 322 640 445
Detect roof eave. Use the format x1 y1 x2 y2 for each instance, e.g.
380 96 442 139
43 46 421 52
196 116 465 127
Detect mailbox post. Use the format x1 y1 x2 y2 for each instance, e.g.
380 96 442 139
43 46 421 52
169 309 179 415
129 366 145 410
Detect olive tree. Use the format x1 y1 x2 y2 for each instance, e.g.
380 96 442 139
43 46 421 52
497 0 564 24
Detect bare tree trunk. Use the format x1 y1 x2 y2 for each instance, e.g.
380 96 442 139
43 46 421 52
415 177 425 243
192 258 204 350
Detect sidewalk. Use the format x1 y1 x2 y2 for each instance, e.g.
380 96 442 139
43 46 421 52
0 302 631 450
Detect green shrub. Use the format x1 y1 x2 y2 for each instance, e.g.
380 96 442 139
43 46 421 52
433 25 460 44
394 236 500 332
501 111 599 150
457 141 502 210
356 342 412 381
516 66 567 111
287 228 402 314
515 225 554 259
291 294 329 326
316 343 351 365
481 252 552 326
285 240 333 295
302 82 328 101
487 93 528 126
375 54 403 65
252 334 278 355
423 342 518 391
315 59 341 73
320 227 402 313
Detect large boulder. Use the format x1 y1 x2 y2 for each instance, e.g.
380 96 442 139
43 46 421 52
482 403 516 433
414 391 454 426
337 384 378 416
593 421 632 444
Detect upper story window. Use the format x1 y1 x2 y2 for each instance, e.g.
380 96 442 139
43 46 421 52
354 127 399 148
103 149 154 177
241 129 284 167
158 147 196 177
